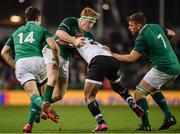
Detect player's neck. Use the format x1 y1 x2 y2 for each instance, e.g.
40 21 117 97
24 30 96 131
26 20 40 25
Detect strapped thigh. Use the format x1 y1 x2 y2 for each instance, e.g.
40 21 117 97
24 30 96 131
136 85 151 96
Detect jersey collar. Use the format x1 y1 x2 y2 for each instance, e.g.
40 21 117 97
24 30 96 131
26 21 37 25
139 24 148 35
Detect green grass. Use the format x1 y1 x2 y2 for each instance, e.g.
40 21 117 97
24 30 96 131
0 105 180 133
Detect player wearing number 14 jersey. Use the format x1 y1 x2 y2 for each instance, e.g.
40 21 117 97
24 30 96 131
111 12 180 131
1 6 59 133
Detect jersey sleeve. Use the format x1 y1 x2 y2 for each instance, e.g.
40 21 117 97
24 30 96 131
134 33 147 54
43 28 51 40
5 36 14 48
58 18 73 32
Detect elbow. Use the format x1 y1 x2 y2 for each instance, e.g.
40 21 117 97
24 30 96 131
1 50 5 58
170 32 176 38
171 30 176 37
167 29 176 38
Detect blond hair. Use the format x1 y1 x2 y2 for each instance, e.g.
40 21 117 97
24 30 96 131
127 12 146 25
80 7 100 19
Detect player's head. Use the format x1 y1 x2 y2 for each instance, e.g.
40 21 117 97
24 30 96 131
127 12 146 35
78 7 100 32
25 6 41 24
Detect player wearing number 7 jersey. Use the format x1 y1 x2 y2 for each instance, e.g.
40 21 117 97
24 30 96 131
110 12 180 131
1 6 59 133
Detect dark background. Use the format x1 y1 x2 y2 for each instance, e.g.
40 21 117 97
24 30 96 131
0 0 180 90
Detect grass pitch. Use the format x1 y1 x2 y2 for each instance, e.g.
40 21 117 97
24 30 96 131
0 105 180 133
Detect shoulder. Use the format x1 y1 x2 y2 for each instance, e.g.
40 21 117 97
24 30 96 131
148 23 163 30
35 24 46 31
32 24 49 34
11 25 25 36
62 17 78 23
136 32 145 41
59 17 78 31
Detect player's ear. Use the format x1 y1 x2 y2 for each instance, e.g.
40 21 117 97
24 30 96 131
137 24 142 30
37 16 41 24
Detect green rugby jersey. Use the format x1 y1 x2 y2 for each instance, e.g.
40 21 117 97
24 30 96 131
58 17 94 60
134 24 180 75
6 21 51 62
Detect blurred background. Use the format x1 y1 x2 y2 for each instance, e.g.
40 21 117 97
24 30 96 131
0 0 180 91
1 1 180 132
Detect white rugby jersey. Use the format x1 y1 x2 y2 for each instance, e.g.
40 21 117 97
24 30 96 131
74 38 112 64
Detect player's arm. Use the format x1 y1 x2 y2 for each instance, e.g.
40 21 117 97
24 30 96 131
46 37 60 65
162 27 176 41
112 50 142 63
1 45 15 69
56 30 84 47
166 28 175 41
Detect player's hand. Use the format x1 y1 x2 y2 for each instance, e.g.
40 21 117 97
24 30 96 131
73 37 85 47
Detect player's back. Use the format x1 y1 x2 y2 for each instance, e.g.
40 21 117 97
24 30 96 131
11 22 49 61
140 24 180 75
76 38 112 64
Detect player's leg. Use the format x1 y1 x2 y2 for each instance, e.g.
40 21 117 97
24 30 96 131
37 75 68 122
36 80 60 123
51 75 68 103
42 47 59 104
151 91 176 130
110 81 144 118
106 57 143 118
135 79 152 131
15 58 44 132
23 80 42 133
84 57 108 131
43 63 58 103
51 56 69 103
41 75 68 122
84 80 108 132
42 47 60 123
135 68 177 130
149 69 178 130
42 63 59 123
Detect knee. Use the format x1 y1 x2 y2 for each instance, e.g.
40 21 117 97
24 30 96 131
111 82 123 93
134 90 144 101
84 92 96 105
111 82 129 98
135 85 149 101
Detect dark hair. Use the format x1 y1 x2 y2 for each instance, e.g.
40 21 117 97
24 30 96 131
25 6 40 21
127 12 146 25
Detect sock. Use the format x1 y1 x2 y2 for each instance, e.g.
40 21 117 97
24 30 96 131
31 94 43 108
44 85 54 103
114 87 135 108
136 98 150 126
125 96 136 108
27 103 40 125
152 92 172 118
88 100 105 125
